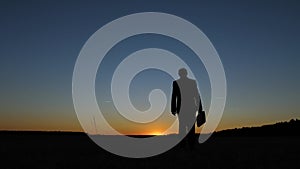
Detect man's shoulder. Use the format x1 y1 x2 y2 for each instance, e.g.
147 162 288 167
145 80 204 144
186 78 196 83
189 78 196 82
173 80 178 86
175 78 196 83
186 78 197 87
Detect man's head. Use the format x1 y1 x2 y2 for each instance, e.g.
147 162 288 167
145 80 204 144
178 68 187 78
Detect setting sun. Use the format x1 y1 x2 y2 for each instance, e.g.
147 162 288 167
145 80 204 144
149 131 164 135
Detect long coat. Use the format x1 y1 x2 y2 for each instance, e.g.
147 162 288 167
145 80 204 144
171 77 202 134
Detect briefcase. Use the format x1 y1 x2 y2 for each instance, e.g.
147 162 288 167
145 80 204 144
197 110 206 127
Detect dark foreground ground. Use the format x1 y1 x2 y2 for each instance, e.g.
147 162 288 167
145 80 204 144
0 132 299 169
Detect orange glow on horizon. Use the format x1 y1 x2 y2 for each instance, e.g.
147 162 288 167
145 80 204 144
148 131 164 135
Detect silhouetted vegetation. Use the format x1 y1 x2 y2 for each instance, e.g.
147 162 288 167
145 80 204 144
214 119 300 137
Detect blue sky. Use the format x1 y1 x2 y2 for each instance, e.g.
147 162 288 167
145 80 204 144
0 0 299 133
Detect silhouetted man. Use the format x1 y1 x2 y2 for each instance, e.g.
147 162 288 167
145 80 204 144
171 68 203 148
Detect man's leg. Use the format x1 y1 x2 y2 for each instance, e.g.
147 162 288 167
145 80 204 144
178 116 188 148
187 124 196 149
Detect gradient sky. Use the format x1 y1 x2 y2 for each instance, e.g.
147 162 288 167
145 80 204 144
0 0 299 134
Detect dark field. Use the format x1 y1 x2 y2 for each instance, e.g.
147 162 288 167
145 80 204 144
0 132 299 169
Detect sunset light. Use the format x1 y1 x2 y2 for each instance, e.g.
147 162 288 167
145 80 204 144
149 131 164 136
0 0 299 167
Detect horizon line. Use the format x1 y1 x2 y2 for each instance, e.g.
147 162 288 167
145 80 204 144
0 118 298 134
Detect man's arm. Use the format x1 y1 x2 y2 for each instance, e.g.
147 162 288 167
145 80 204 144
193 80 203 111
198 96 203 112
171 81 180 115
